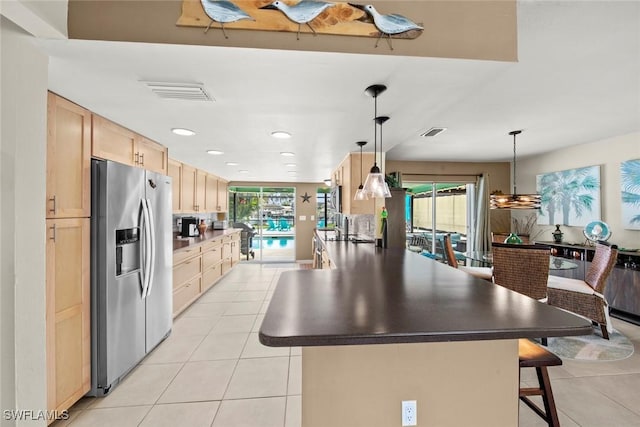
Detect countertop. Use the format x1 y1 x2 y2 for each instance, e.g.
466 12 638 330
173 228 241 252
259 236 592 347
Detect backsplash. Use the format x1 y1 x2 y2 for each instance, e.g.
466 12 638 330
173 212 227 233
349 214 375 240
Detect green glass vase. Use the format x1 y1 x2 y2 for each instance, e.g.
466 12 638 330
504 233 523 244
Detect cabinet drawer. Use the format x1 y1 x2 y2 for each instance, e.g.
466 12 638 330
173 277 201 315
222 243 232 259
202 246 222 269
173 256 202 289
201 238 223 252
173 246 201 264
222 259 233 275
231 232 241 242
202 263 223 292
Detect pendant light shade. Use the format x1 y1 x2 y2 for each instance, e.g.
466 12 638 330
354 141 369 201
362 84 391 199
490 130 542 209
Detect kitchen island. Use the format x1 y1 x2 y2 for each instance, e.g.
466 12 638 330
260 234 592 427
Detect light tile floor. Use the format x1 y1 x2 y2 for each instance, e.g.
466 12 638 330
54 263 640 427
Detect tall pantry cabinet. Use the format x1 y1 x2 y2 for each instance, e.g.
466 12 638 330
45 92 91 418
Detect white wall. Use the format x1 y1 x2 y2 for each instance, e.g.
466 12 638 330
516 132 640 249
1 16 48 427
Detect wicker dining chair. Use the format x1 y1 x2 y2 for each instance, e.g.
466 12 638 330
443 234 493 281
547 241 618 339
492 243 550 301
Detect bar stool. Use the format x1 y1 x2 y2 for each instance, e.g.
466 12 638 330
519 339 562 427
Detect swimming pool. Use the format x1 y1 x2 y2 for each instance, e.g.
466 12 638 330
251 236 296 249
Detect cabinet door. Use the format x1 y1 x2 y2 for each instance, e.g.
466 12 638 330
91 114 136 166
46 93 91 218
168 159 183 213
205 174 218 212
182 164 197 213
195 169 207 213
46 218 90 414
217 180 228 212
136 136 168 175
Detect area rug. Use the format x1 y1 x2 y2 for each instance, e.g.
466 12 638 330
544 327 634 361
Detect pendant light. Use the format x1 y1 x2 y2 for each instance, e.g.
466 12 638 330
375 115 392 198
354 141 369 201
362 84 391 198
490 130 542 209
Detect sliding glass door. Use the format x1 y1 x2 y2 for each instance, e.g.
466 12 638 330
407 182 474 259
229 187 296 263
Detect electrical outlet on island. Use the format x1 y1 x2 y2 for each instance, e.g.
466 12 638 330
402 400 417 426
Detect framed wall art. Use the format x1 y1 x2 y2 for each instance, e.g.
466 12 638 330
536 165 601 226
621 158 640 230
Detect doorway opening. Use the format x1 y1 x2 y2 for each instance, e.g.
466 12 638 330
406 182 475 260
229 187 296 263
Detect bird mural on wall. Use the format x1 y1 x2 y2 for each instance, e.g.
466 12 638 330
260 1 336 40
349 3 423 50
200 0 254 38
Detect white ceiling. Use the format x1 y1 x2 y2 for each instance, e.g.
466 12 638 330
39 1 640 183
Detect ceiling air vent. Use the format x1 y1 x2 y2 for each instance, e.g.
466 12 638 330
420 127 447 138
142 81 214 102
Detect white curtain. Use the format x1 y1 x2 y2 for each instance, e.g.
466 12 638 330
473 174 492 253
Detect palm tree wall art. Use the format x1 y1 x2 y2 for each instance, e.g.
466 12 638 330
536 165 601 226
621 159 640 230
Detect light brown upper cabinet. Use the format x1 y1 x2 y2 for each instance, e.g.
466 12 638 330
46 93 91 219
195 169 207 213
92 114 136 166
92 114 168 175
182 164 197 212
205 173 218 212
168 159 183 213
46 217 91 417
181 164 210 213
217 179 228 212
135 135 168 175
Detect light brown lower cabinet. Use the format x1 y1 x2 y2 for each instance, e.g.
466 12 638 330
172 231 241 316
46 218 90 420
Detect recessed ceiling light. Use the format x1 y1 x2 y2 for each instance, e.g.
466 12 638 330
271 131 291 139
226 162 239 166
280 152 295 157
207 150 224 155
238 170 249 174
285 163 296 167
172 128 196 136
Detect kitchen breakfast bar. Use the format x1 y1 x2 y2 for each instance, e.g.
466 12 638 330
260 234 592 427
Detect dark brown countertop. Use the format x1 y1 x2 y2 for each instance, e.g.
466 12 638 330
173 228 241 252
259 238 592 347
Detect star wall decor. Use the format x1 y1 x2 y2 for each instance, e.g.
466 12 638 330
301 192 312 203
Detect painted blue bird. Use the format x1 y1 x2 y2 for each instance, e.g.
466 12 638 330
261 1 335 40
200 0 254 39
349 3 423 50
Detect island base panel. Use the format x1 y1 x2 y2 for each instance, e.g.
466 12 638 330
302 340 519 427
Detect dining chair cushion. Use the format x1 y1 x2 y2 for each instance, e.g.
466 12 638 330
547 275 597 295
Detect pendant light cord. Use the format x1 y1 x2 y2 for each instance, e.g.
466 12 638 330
359 143 363 185
513 133 517 195
380 120 384 178
373 95 378 168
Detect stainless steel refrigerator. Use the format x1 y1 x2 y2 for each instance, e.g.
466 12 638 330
89 159 172 396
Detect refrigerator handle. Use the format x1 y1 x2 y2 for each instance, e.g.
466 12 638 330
141 199 152 299
145 198 157 297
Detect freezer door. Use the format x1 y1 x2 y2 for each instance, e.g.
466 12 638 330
144 170 173 351
91 160 146 394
